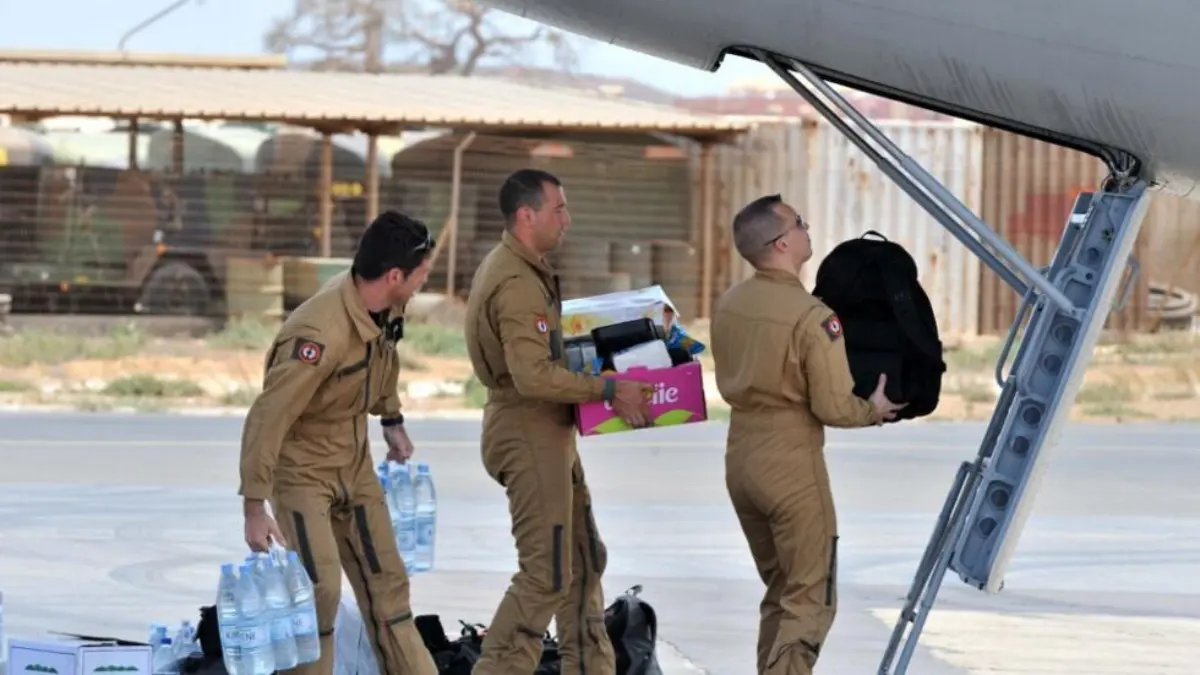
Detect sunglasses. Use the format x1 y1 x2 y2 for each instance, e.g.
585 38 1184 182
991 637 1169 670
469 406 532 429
765 214 808 247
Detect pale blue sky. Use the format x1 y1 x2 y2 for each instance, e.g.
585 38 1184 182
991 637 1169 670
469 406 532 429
0 0 770 96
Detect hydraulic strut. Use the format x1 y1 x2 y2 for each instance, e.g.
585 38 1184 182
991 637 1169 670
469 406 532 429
748 49 1151 675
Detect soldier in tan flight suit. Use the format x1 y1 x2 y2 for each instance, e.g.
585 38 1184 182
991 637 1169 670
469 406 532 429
239 211 439 675
710 195 906 675
464 169 654 675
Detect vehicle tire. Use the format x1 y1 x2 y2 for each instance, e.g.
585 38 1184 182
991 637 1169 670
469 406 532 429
137 261 212 316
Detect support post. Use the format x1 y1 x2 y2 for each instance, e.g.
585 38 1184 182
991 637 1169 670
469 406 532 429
128 118 140 170
319 132 333 257
699 142 716 319
172 119 184 175
444 132 476 299
365 133 380 224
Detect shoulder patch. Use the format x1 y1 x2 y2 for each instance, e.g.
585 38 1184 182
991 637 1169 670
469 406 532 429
291 337 326 365
820 314 843 342
534 315 550 334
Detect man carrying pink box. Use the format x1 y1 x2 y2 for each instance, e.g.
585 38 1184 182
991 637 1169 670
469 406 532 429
463 169 654 675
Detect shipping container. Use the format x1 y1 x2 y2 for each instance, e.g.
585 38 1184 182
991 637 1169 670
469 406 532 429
976 129 1200 335
713 119 1200 337
977 129 1111 333
714 119 985 337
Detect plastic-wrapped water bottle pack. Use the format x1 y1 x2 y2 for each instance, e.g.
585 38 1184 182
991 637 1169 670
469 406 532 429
214 546 320 675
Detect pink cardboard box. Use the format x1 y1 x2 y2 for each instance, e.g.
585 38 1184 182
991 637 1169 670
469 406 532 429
576 361 708 436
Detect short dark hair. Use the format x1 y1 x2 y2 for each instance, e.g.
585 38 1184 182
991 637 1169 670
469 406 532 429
499 169 562 228
732 194 786 264
352 210 434 281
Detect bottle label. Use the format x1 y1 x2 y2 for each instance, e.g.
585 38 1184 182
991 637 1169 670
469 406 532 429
244 624 270 649
271 616 294 641
292 611 317 637
416 520 434 547
222 624 269 649
219 626 241 649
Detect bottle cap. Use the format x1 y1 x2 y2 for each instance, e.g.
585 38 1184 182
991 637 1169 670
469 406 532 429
221 563 234 574
417 462 430 473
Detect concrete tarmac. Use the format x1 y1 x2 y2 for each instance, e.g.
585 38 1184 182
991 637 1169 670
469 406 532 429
1 412 1198 674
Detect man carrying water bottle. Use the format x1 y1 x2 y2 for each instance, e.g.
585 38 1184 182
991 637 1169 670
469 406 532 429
239 210 439 675
464 169 654 675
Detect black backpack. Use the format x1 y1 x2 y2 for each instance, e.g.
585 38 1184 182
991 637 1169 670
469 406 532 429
811 230 946 421
604 585 662 675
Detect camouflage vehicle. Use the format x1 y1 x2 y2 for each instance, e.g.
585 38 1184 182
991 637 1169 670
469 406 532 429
0 164 261 315
0 124 386 316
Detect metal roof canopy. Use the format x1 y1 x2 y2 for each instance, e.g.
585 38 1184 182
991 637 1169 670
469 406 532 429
0 60 739 308
0 48 287 70
0 62 748 142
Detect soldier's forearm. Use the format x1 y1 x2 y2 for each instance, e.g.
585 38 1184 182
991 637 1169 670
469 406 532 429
811 395 875 429
511 363 609 403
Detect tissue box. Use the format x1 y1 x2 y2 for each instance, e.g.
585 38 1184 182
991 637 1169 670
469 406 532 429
561 285 678 339
576 361 708 436
7 637 152 675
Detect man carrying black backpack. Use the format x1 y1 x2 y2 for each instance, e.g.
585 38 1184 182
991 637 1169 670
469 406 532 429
709 195 906 675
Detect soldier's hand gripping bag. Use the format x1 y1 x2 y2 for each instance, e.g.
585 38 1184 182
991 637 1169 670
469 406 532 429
605 585 663 675
812 230 947 421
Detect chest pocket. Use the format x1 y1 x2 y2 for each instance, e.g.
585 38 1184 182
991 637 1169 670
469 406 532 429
330 342 373 412
368 339 398 405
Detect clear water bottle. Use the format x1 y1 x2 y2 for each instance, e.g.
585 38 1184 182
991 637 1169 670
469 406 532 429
413 463 437 573
171 621 199 661
391 464 417 572
148 625 168 674
264 557 298 670
282 551 320 665
215 564 244 675
236 562 275 675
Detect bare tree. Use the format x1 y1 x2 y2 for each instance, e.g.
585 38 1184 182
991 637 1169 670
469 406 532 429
264 0 580 75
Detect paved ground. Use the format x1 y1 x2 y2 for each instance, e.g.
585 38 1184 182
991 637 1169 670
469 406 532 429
1 412 1199 674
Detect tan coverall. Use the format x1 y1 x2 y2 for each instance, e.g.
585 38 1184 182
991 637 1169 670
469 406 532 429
710 268 876 675
240 270 436 675
464 231 617 675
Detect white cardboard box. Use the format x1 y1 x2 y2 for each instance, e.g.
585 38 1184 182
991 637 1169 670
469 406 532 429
7 637 152 675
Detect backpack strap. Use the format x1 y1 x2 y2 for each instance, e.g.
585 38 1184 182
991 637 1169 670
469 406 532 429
875 247 942 362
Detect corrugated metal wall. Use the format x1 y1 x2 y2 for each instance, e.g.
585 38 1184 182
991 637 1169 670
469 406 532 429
976 129 1200 334
390 132 698 308
715 119 985 337
977 129 1115 333
712 119 1200 337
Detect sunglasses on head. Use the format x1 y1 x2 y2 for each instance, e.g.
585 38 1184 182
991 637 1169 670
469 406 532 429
413 232 435 253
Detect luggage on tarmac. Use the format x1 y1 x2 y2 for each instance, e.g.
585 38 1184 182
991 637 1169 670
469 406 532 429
812 230 946 421
196 584 664 675
604 585 662 675
331 585 664 675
